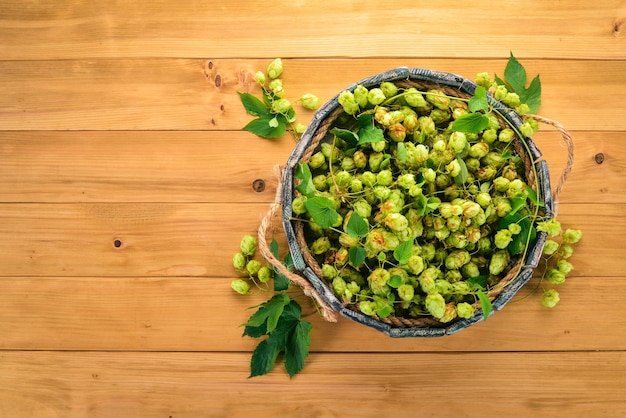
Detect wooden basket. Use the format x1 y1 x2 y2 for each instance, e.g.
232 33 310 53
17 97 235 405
261 67 572 337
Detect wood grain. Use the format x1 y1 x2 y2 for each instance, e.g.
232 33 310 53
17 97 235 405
1 59 625 131
0 131 621 204
0 276 622 353
1 0 623 60
0 351 624 417
0 203 614 277
1 0 625 415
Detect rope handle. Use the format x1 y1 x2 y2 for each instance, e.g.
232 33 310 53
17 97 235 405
528 114 574 210
257 165 338 323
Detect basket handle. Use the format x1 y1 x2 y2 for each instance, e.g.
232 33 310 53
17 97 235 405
257 165 339 323
528 114 574 215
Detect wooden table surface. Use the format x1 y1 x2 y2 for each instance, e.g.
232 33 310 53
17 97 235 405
1 1 625 416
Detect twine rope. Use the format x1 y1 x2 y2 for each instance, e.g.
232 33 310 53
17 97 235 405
257 165 339 323
527 114 575 212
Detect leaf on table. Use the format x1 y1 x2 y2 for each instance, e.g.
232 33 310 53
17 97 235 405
243 116 287 139
238 92 271 117
284 321 312 378
245 293 290 332
249 337 282 378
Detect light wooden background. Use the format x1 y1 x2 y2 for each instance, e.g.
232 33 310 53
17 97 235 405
1 1 625 416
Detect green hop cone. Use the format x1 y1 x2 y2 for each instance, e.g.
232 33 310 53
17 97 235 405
475 72 494 89
508 223 522 235
557 259 574 275
541 289 560 308
397 283 415 302
232 252 246 271
254 71 266 86
308 151 326 169
359 300 377 316
494 229 513 249
354 85 369 108
301 93 320 110
332 276 348 296
537 219 562 237
380 81 398 98
230 278 251 295
502 92 521 108
271 98 292 114
321 263 338 279
448 132 467 154
498 128 516 143
246 259 262 277
257 266 273 283
367 88 386 106
489 250 510 275
294 123 307 134
563 228 583 244
546 268 566 285
425 89 450 110
494 85 508 101
425 293 446 319
559 244 574 259
338 90 359 115
310 236 331 255
268 78 284 97
266 58 283 79
543 239 559 255
456 302 475 319
240 234 257 257
441 303 458 323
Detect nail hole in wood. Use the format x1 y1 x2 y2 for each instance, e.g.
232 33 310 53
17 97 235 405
252 179 266 192
113 239 123 248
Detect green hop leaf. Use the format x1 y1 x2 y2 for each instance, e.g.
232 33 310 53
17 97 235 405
393 240 413 264
284 321 312 378
294 163 316 198
304 196 340 229
249 335 282 378
330 127 359 147
348 246 367 268
243 115 287 139
477 290 493 320
269 238 291 292
357 114 385 146
451 112 490 134
468 86 489 113
502 52 542 113
245 293 290 333
346 211 368 238
238 92 271 117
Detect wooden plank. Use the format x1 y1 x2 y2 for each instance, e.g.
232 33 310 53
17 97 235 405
1 59 625 131
0 131 620 204
0 131 294 204
0 203 614 277
0 351 624 417
0 276 623 352
0 0 623 60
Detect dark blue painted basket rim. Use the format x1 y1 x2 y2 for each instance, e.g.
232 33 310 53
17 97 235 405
281 67 553 338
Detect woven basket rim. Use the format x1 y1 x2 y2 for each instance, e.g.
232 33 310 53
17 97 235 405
280 67 554 337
